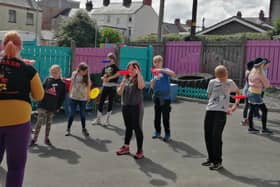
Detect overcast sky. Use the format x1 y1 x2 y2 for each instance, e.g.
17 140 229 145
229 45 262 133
77 0 270 27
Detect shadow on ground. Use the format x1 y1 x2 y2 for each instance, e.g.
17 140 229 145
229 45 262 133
135 157 177 186
29 145 81 164
69 134 112 152
94 123 125 137
218 168 280 187
166 139 205 158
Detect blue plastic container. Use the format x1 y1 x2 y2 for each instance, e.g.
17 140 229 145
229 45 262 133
170 83 178 102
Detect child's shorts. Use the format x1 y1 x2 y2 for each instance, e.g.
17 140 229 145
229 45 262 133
247 91 263 105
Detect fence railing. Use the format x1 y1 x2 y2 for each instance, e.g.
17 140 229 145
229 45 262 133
165 41 202 74
21 46 71 80
74 48 115 74
246 40 280 86
1 40 277 87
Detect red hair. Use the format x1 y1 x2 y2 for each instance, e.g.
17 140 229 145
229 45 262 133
2 31 22 58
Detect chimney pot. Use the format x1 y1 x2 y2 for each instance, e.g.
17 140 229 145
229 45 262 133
236 11 242 18
175 18 180 25
259 10 265 21
143 0 152 6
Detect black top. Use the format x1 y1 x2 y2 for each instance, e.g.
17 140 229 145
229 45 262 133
101 64 119 83
0 57 37 103
122 79 143 106
37 77 66 112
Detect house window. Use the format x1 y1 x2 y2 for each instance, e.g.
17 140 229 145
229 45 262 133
128 17 132 22
116 17 120 25
107 15 111 23
26 13 34 25
8 10 16 23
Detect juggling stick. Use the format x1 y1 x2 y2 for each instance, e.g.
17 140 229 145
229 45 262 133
232 95 247 99
102 59 111 63
117 70 132 76
151 68 160 76
23 59 35 65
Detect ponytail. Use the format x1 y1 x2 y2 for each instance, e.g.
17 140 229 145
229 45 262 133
4 41 18 58
2 31 22 58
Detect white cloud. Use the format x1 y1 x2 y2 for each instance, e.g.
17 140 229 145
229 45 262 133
76 0 270 26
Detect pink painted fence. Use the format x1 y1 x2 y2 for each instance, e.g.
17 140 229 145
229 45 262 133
74 48 115 73
246 40 280 86
165 41 202 74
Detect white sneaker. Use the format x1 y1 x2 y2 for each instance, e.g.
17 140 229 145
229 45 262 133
104 111 112 126
92 111 102 125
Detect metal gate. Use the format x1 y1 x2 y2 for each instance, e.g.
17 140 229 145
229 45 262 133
202 41 245 86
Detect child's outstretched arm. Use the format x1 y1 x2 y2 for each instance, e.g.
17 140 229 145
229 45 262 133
161 68 176 77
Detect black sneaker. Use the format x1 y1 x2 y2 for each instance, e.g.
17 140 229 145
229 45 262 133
261 128 273 134
82 128 90 137
248 128 259 133
209 163 223 170
152 132 161 139
201 160 212 166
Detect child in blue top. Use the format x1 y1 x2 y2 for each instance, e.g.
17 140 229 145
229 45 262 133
150 55 176 141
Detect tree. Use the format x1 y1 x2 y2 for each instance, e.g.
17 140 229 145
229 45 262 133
99 28 123 44
273 18 280 35
56 10 98 47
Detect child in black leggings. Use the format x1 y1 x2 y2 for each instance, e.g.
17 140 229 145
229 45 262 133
116 61 145 159
92 53 119 125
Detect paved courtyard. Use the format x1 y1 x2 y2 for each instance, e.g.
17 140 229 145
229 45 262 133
1 100 280 187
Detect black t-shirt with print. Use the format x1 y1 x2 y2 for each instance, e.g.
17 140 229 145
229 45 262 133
101 64 119 83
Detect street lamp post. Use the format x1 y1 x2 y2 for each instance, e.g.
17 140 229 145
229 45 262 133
190 0 198 40
157 0 165 42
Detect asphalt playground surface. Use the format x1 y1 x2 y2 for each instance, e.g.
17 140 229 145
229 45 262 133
1 100 280 187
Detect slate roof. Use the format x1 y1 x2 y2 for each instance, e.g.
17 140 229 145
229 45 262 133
0 0 40 10
197 16 273 35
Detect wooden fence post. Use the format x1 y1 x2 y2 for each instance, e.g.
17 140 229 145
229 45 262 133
70 40 76 73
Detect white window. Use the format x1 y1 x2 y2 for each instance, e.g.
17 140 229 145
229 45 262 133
107 15 111 23
116 17 120 25
8 10 16 23
26 13 34 25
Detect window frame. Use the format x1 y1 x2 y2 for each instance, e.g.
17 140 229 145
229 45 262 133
8 9 16 23
26 12 34 25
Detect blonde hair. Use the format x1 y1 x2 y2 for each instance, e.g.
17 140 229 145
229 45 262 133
215 65 228 79
2 31 22 58
250 64 265 77
49 64 61 77
153 55 163 63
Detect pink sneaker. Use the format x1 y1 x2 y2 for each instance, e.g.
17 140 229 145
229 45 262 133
134 151 144 159
116 146 130 155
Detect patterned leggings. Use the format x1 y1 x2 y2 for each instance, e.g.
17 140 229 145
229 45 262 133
33 108 54 140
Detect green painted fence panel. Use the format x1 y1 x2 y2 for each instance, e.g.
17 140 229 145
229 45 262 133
119 45 153 81
21 46 72 81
